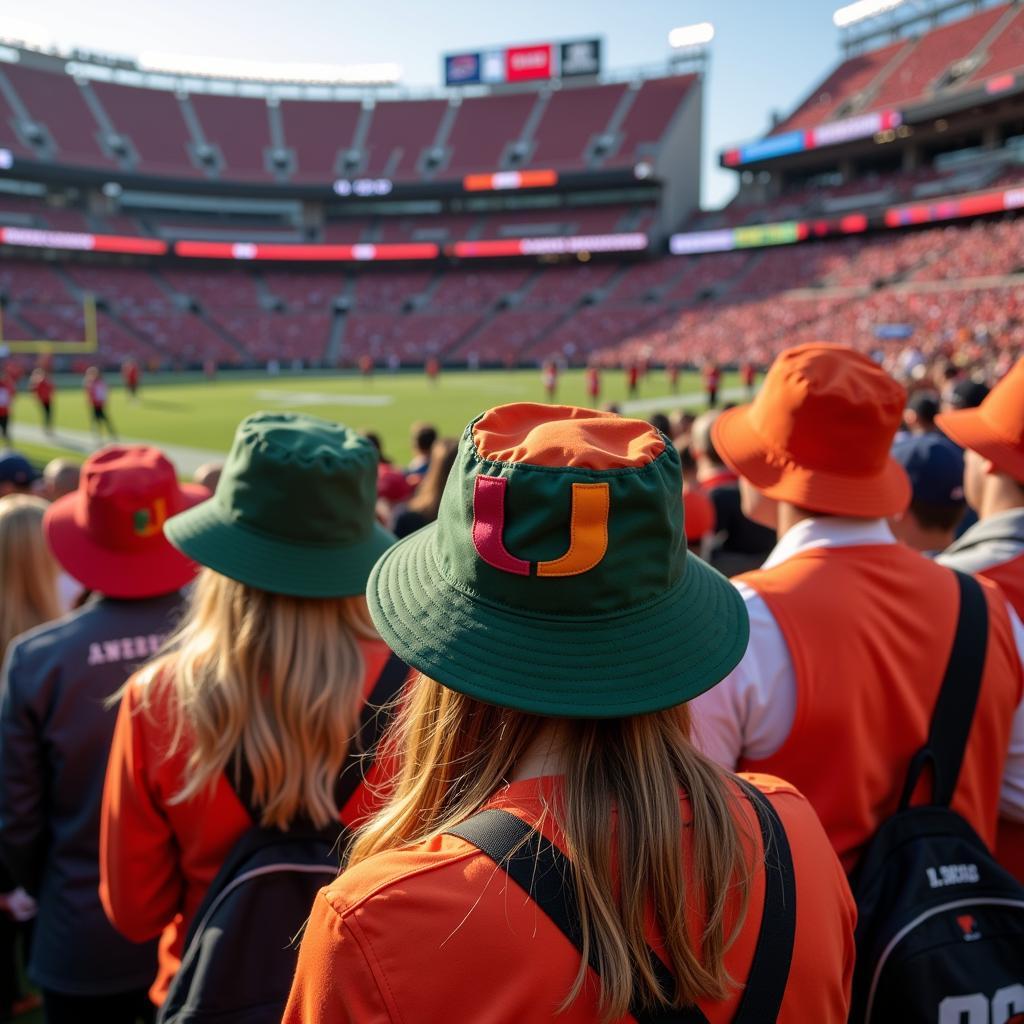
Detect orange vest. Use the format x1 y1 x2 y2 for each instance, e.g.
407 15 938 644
737 544 1022 872
981 551 1024 622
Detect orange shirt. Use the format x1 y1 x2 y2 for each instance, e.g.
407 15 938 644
283 773 856 1024
100 637 393 1005
737 545 1023 872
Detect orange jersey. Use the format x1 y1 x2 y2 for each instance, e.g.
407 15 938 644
100 638 394 1004
284 774 855 1023
737 545 1023 871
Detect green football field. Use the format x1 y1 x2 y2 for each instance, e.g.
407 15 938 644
5 368 741 473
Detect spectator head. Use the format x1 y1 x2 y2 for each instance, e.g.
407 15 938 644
44 445 208 599
354 403 751 1014
153 412 396 829
902 391 940 435
936 357 1024 520
648 413 672 437
0 451 40 497
405 438 459 524
942 377 990 413
0 494 61 660
690 411 726 476
410 422 438 458
362 431 389 464
711 344 909 532
192 462 223 493
41 459 80 502
889 434 965 554
670 410 696 442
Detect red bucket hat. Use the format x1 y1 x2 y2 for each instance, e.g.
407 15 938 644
712 343 911 518
936 357 1024 483
44 446 209 599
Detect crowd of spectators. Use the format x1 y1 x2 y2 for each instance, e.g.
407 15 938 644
0 340 1022 1022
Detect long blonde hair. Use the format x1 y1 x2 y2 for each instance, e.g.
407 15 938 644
146 569 378 829
0 494 61 661
349 674 753 1020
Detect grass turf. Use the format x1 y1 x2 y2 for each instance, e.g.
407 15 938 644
4 368 736 469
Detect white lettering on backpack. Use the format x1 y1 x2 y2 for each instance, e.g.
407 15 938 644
926 863 980 888
938 984 1024 1023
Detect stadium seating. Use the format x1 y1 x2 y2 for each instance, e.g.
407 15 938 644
443 93 537 176
870 5 1005 109
279 99 362 182
361 99 448 179
528 84 627 169
189 94 275 181
91 82 202 178
2 64 111 168
968 3 1024 82
611 75 698 165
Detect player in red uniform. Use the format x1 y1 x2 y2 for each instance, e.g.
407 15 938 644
425 356 440 386
667 362 680 394
742 361 757 398
585 365 601 405
30 368 54 434
84 367 117 441
122 358 140 401
359 354 374 380
626 363 640 398
542 360 558 402
703 361 721 409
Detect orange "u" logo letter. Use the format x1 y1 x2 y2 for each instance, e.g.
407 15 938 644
472 477 609 577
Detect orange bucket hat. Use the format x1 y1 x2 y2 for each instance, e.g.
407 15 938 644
712 343 910 518
935 357 1024 483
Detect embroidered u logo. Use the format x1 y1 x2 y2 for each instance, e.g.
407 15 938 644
472 476 609 577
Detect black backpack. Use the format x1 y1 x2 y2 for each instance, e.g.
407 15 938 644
849 571 1024 1024
448 777 796 1023
158 652 408 1024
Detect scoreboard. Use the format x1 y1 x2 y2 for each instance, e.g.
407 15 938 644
444 38 601 87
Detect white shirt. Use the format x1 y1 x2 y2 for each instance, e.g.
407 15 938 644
690 516 1024 823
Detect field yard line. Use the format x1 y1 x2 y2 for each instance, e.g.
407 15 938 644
621 385 748 414
8 423 225 476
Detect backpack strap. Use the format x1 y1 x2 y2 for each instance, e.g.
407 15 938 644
447 780 796 1024
228 651 408 828
898 570 989 810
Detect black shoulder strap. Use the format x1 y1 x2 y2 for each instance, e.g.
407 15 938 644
228 651 408 826
899 570 989 810
447 780 796 1024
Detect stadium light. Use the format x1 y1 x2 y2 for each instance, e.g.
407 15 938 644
137 52 402 85
833 0 905 29
668 22 715 49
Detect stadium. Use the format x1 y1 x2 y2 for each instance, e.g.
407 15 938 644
2 3 1024 1022
0 0 1021 461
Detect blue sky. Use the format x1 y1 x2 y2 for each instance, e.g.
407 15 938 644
18 0 849 207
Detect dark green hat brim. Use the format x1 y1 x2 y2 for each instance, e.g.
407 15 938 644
367 522 749 718
165 499 395 599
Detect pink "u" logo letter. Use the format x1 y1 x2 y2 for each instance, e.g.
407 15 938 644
472 476 609 577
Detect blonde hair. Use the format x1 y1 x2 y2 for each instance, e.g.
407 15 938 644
145 569 378 830
349 675 753 1021
0 494 61 661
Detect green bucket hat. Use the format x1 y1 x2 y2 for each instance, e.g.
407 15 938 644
367 403 749 718
165 412 394 598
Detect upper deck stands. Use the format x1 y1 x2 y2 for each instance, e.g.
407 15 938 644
968 4 1024 81
190 94 274 181
610 75 696 164
279 99 362 182
92 82 201 178
361 99 447 179
443 93 536 176
4 64 110 167
771 40 910 134
528 83 626 169
870 4 1005 108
